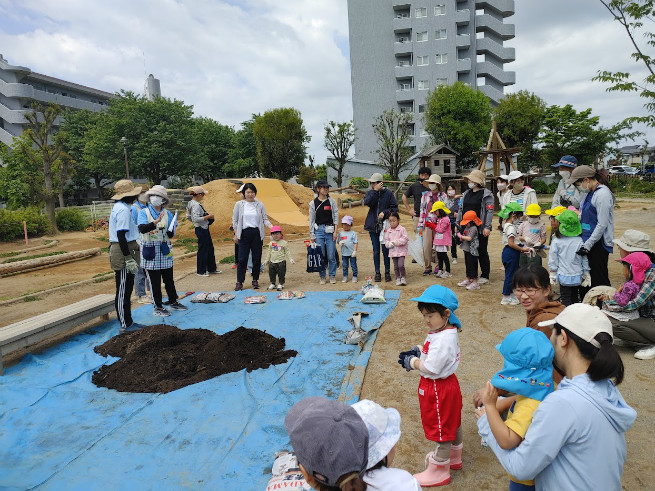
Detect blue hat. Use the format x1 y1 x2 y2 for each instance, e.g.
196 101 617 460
410 285 461 329
491 328 554 401
552 155 578 169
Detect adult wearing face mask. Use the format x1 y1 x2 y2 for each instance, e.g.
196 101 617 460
364 173 399 282
417 174 447 275
456 170 494 284
567 165 615 296
496 175 510 231
507 170 538 213
551 155 587 209
130 184 151 304
402 166 431 232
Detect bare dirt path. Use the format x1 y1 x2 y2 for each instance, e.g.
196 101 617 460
1 197 654 489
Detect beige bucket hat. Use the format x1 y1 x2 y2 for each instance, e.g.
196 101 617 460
614 230 654 254
465 169 485 187
188 185 208 195
111 180 142 200
146 185 168 200
426 173 442 184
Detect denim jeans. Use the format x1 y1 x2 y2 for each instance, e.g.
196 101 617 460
502 245 521 296
369 231 390 274
134 265 147 297
315 225 337 278
342 256 358 278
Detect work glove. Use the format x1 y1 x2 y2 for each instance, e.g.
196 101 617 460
262 260 268 267
533 241 542 248
525 247 536 257
549 272 557 286
289 258 296 264
577 246 590 256
351 250 357 257
398 355 416 372
124 257 138 274
581 273 592 287
457 232 464 240
398 346 421 366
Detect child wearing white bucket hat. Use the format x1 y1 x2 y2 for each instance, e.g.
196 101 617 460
351 399 421 490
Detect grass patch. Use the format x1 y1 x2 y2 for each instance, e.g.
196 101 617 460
219 255 235 264
93 276 112 283
93 271 113 278
95 236 109 242
23 295 41 302
101 247 109 253
0 251 21 258
172 237 198 253
223 237 233 242
2 250 67 263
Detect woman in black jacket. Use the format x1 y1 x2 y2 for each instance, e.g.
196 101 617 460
363 173 398 282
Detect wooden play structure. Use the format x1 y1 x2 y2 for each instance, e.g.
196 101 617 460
474 121 520 177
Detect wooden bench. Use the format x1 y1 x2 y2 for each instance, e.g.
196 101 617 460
0 294 115 374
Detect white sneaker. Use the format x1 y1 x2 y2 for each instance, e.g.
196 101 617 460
466 283 480 290
137 295 152 304
457 279 471 287
396 278 402 286
508 298 521 305
267 283 276 290
478 277 489 285
441 271 452 278
330 277 336 284
452 258 458 265
400 277 407 286
320 278 326 285
634 345 655 360
501 296 512 305
352 277 358 283
342 277 348 283
277 284 283 291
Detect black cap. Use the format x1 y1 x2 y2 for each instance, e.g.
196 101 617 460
316 180 330 188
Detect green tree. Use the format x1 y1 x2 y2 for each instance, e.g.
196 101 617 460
253 108 310 181
225 116 259 178
296 164 318 188
324 120 356 187
0 140 42 209
423 82 493 166
538 104 638 167
372 109 414 180
494 90 546 169
191 116 235 181
594 0 655 126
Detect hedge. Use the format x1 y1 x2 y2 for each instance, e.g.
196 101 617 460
55 208 88 232
0 208 51 242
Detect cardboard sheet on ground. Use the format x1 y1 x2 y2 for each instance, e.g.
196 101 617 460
248 178 310 226
0 290 399 490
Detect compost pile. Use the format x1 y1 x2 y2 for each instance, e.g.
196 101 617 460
92 325 297 393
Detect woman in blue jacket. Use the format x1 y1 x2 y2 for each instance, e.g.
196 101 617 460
364 173 398 283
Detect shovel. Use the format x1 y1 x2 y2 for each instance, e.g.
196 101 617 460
344 311 370 345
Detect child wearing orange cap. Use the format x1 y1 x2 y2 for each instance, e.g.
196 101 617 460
263 226 294 291
457 211 482 290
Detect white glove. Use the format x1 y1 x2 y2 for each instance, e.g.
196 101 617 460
351 250 357 258
581 273 591 287
289 258 295 265
549 272 557 286
262 260 268 267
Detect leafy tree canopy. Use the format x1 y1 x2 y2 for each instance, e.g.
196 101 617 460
372 109 414 181
324 120 356 187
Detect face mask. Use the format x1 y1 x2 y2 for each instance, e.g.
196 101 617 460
150 196 164 207
528 217 541 224
428 184 437 190
497 183 507 191
559 170 570 179
512 181 523 191
468 182 475 189
447 190 455 197
418 177 425 182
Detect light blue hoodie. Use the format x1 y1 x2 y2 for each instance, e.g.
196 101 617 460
478 373 636 491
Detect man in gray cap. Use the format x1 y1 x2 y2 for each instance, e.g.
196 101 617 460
364 173 398 282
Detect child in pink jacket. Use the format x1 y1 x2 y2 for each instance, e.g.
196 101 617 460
429 202 453 278
384 212 409 286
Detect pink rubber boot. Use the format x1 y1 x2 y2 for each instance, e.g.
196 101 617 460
449 443 463 470
413 453 451 487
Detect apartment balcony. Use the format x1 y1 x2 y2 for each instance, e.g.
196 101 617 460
0 126 14 146
475 37 515 62
454 9 470 26
396 87 415 103
394 40 413 56
475 0 515 18
392 2 411 8
476 61 516 85
478 84 505 105
393 15 412 32
395 65 414 78
476 14 515 40
455 34 471 48
0 100 29 124
456 58 472 73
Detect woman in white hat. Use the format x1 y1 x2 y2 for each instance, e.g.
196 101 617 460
363 173 398 283
417 174 447 276
137 185 188 317
477 303 636 490
187 185 219 277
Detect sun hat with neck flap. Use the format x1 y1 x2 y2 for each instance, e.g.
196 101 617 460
352 399 401 469
410 284 462 329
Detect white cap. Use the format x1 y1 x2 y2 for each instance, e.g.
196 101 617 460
507 170 524 181
538 303 613 349
498 174 509 181
368 172 384 182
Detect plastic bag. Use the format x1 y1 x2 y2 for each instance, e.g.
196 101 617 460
265 451 311 491
408 235 424 267
306 244 325 273
244 295 267 304
361 285 386 304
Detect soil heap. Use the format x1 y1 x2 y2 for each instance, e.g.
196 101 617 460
92 325 297 393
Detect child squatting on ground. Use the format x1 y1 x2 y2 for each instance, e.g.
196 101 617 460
338 215 359 283
428 201 453 278
499 203 534 305
518 204 547 267
601 251 653 321
398 285 463 487
457 211 481 290
548 210 591 306
263 226 294 291
384 212 409 286
474 328 555 491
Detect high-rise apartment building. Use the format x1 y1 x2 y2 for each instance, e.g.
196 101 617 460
347 0 515 162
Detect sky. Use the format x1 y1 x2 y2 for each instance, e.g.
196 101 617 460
0 0 651 166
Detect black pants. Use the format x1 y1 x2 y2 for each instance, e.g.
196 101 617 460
114 268 135 329
450 223 458 259
269 261 287 285
464 251 478 279
580 241 611 298
195 227 217 274
237 227 263 283
146 267 178 308
478 231 490 279
559 285 581 306
437 251 450 273
234 243 239 263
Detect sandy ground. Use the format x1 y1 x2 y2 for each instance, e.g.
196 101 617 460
1 192 654 489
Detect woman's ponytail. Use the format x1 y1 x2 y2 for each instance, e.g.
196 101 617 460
338 473 367 491
573 330 625 385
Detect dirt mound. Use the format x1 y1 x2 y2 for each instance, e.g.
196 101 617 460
92 325 297 393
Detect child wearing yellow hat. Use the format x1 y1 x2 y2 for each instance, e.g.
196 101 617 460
518 204 547 267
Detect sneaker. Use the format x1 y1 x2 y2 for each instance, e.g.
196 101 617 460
235 282 243 291
209 270 222 275
457 279 471 287
122 322 145 333
169 302 188 311
466 283 480 290
374 273 382 282
423 269 432 276
330 277 336 284
452 258 458 265
478 277 489 285
267 283 276 290
137 295 152 304
508 297 521 306
352 277 358 283
384 272 392 282
231 264 237 269
400 277 407 286
277 284 283 291
154 306 171 317
441 271 452 278
434 267 440 275
634 345 655 360
320 277 327 285
434 270 443 278
342 277 348 283
396 278 402 286
196 272 209 277
252 280 260 289
501 296 512 305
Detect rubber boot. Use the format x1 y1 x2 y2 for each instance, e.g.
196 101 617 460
413 453 451 487
449 443 463 470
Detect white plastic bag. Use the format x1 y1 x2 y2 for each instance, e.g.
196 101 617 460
361 285 386 304
408 235 424 267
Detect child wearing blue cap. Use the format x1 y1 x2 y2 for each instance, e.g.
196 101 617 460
474 327 555 491
398 285 463 487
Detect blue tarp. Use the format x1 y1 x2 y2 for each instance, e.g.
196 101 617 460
0 290 399 490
